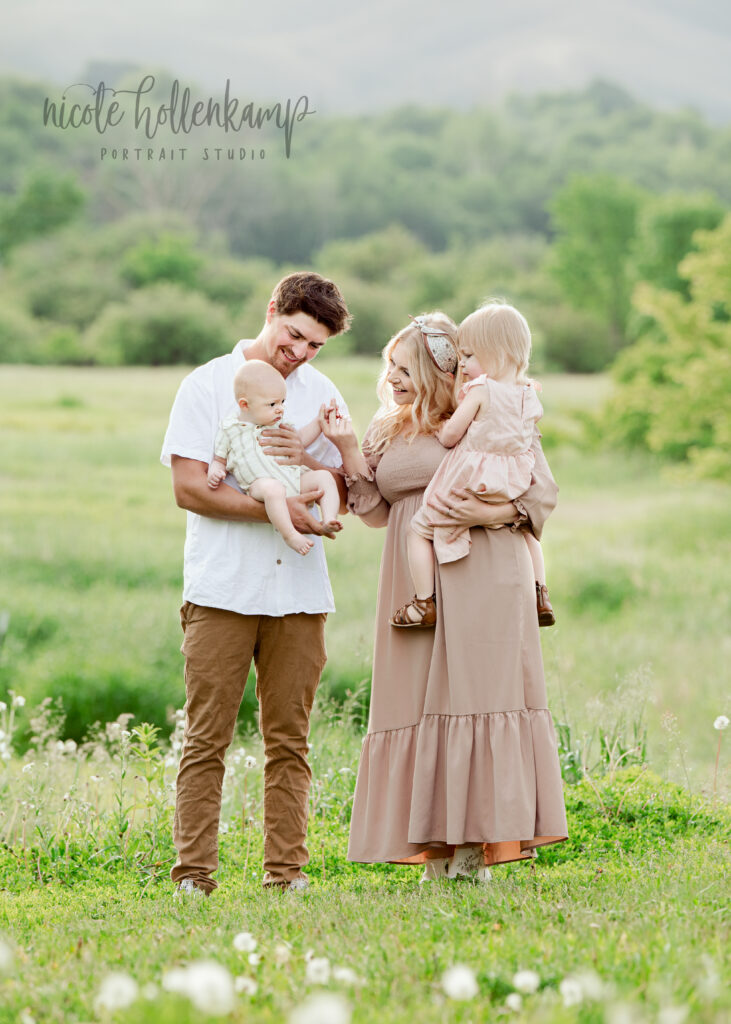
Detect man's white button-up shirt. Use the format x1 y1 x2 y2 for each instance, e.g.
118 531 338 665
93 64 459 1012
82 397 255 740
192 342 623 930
161 340 348 616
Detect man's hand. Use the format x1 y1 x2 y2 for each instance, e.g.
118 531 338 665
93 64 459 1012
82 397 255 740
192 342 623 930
259 424 306 465
287 489 339 539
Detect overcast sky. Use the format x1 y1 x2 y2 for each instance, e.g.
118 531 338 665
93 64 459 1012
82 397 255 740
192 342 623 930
3 0 730 119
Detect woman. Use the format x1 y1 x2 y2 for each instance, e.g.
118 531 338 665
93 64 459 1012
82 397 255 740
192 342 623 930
321 313 567 880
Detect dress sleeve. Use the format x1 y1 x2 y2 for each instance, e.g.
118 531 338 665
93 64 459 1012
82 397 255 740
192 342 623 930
345 422 390 527
513 430 558 541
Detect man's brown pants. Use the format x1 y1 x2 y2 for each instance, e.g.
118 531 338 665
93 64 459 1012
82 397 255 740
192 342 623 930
171 602 327 892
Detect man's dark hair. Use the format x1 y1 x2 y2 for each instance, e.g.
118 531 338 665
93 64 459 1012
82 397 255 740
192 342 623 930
271 272 351 337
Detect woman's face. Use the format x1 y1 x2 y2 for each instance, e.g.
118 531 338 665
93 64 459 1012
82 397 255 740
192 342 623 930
386 340 418 405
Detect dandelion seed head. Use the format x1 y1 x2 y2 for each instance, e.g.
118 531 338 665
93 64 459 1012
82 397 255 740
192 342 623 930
274 942 291 966
0 701 6 712
441 964 478 1000
232 931 257 953
248 952 261 968
560 977 584 1007
245 755 257 769
142 982 158 1000
235 975 258 995
94 972 138 1012
19 1011 35 1024
505 992 523 1012
332 966 359 985
714 715 729 731
658 1007 689 1024
12 695 25 708
573 969 604 1000
512 969 540 994
305 956 331 985
290 993 351 1024
161 967 189 995
22 762 34 773
64 739 77 754
0 937 14 972
183 961 235 1016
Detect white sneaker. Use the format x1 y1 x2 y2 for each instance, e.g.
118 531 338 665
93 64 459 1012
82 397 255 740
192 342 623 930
174 878 206 898
447 846 491 881
419 857 450 884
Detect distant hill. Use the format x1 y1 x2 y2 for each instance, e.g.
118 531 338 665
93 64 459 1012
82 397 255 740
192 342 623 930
1 0 730 121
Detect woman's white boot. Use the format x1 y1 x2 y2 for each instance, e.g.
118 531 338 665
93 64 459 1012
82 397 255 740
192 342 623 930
419 857 450 883
447 846 492 882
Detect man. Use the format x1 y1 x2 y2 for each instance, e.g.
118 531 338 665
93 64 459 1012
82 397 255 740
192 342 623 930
160 271 351 894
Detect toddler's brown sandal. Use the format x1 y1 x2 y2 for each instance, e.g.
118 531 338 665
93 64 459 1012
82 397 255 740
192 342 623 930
390 594 437 628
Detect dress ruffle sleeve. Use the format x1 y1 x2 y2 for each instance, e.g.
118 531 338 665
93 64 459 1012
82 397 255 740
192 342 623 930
345 423 390 525
515 430 558 541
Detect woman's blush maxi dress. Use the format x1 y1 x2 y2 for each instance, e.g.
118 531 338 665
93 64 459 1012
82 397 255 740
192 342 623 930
346 428 568 867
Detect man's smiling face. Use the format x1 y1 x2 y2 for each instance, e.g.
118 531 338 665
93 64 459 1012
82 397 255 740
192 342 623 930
263 307 331 378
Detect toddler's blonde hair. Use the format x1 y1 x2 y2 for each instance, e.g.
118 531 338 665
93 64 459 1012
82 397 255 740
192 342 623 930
458 301 532 381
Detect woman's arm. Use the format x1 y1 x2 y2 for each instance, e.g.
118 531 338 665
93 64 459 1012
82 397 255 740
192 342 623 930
319 409 390 529
436 388 483 448
514 432 558 541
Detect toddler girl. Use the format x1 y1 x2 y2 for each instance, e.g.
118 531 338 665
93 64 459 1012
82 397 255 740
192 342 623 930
207 359 341 555
391 302 555 628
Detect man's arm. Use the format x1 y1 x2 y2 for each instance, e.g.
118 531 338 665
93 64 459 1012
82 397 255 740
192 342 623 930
171 455 336 534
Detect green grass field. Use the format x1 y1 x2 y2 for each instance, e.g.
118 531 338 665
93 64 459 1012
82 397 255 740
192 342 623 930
0 363 729 1022
0 362 728 789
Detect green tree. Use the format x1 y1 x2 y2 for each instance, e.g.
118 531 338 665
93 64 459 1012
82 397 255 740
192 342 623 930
632 193 725 297
548 175 648 355
0 170 84 254
605 215 731 480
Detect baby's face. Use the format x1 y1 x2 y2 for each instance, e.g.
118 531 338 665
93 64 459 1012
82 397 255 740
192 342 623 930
458 346 487 381
241 379 287 426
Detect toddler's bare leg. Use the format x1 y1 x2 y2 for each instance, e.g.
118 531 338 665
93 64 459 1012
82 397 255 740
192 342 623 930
300 469 342 533
249 478 313 555
524 532 545 585
408 527 436 600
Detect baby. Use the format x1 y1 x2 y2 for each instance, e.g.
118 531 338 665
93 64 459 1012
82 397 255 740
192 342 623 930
207 359 342 555
391 303 555 628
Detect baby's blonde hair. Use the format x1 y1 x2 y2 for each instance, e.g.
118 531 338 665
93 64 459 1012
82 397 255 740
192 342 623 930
458 301 532 381
366 313 458 455
233 359 285 402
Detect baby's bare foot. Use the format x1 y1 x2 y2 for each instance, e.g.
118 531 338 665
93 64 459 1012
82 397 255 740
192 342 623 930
323 519 342 534
283 532 314 556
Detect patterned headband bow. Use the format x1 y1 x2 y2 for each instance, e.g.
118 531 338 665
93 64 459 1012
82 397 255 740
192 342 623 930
409 315 458 375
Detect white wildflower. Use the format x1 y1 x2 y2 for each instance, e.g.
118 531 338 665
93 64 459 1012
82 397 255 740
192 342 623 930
55 741 66 753
560 977 584 1007
233 931 257 953
274 942 291 966
64 739 77 754
218 822 229 835
183 961 235 1016
332 965 359 985
505 992 523 1012
89 775 102 783
290 993 351 1024
94 972 138 1012
305 956 331 985
248 952 261 968
142 982 158 1000
441 964 478 1000
0 937 14 972
235 975 258 995
22 762 35 773
12 695 25 708
512 969 540 994
19 1011 35 1024
0 730 5 740
245 755 257 769
161 967 190 994
0 701 6 712
573 969 604 1000
714 715 729 731
658 1007 689 1024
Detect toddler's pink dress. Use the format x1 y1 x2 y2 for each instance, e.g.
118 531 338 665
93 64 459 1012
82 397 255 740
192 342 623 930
410 375 542 564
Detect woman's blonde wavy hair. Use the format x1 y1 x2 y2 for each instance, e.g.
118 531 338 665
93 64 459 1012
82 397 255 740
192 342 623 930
365 312 458 456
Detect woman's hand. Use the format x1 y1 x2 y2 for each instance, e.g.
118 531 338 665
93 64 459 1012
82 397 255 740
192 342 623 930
426 488 518 535
259 424 306 465
318 402 359 453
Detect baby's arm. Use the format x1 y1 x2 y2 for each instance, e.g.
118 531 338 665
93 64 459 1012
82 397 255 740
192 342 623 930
207 456 228 489
437 387 485 448
298 400 341 448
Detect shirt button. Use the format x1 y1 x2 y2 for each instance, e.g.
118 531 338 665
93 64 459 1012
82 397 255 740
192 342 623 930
276 559 282 565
